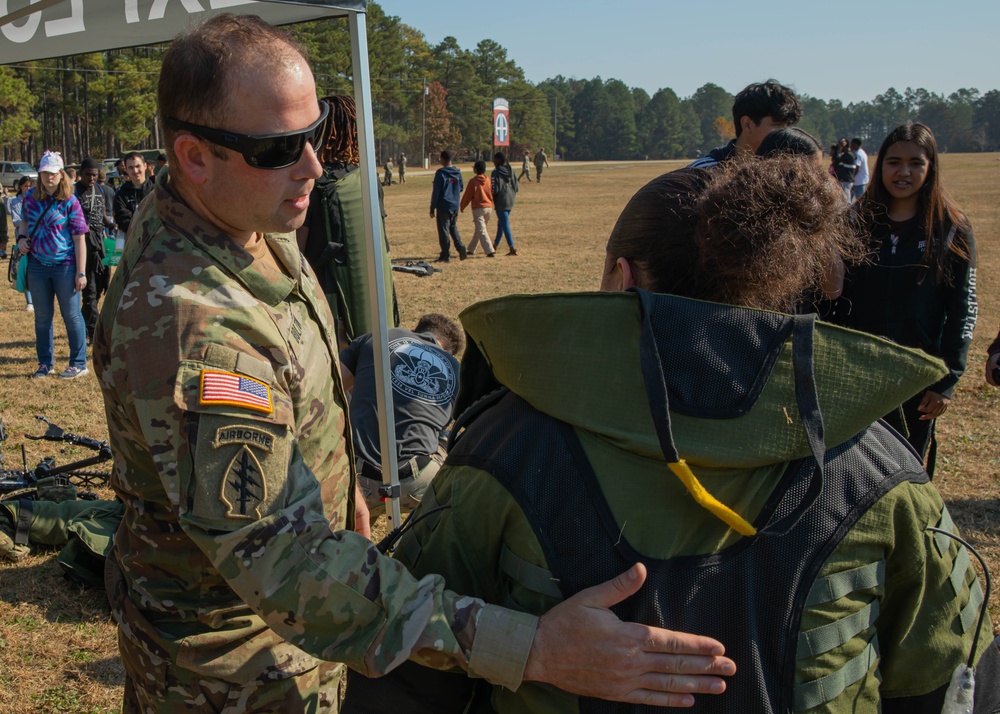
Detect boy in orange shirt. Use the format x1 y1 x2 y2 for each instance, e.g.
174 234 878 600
460 160 496 257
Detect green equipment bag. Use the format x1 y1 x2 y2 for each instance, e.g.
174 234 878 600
304 165 399 341
0 496 124 589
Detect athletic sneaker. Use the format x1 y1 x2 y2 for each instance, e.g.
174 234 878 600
507 248 519 256
32 364 53 378
58 366 89 379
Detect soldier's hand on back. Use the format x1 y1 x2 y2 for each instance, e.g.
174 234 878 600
523 563 735 707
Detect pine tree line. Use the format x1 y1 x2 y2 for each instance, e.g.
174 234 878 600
2 3 998 167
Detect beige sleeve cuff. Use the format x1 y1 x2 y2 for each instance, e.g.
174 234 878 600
468 604 538 691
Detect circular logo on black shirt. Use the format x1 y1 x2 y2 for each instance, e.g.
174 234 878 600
389 337 457 405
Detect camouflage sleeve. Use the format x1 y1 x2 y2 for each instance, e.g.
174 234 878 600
118 325 536 684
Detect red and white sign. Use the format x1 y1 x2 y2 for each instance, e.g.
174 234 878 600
493 98 509 147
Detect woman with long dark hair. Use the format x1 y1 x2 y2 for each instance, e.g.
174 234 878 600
15 151 89 379
835 122 976 475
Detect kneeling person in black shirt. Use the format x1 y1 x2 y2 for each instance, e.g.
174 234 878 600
341 313 462 514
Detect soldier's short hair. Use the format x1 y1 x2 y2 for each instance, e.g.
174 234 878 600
123 151 145 166
158 14 307 164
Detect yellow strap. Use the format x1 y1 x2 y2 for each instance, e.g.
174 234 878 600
668 460 757 536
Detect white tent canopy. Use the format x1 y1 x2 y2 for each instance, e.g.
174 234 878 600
0 0 366 63
0 0 406 528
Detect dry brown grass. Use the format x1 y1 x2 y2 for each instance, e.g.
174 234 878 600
0 155 997 712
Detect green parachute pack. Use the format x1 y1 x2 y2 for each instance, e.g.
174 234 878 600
305 165 399 341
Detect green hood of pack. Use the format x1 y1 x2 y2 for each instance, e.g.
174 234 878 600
458 292 947 469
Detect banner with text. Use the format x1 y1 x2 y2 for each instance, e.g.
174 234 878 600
0 0 365 64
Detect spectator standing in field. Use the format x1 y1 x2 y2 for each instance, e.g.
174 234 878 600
689 80 803 169
75 158 114 345
95 169 116 238
16 151 88 379
533 147 549 182
341 313 462 515
397 152 406 184
114 158 126 189
851 137 869 200
383 157 393 186
834 123 977 476
8 176 34 310
519 150 532 182
491 152 519 256
460 160 495 257
833 139 856 200
114 151 155 243
0 182 8 259
297 93 397 344
430 149 467 262
155 153 168 180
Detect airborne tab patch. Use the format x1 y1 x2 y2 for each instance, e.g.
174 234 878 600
222 445 267 519
214 425 275 452
200 369 273 414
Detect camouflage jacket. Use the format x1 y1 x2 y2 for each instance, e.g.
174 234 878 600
93 179 536 687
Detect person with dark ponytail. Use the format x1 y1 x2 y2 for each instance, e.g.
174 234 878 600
834 122 977 475
344 156 994 713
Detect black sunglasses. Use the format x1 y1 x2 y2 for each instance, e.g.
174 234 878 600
165 102 329 170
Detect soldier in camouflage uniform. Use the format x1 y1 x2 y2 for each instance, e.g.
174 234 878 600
93 14 735 714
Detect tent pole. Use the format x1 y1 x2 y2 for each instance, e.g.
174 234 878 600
349 11 402 530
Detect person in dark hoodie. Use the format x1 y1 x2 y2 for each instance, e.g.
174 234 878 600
76 158 114 343
343 156 996 713
113 151 155 243
491 152 519 255
429 149 467 262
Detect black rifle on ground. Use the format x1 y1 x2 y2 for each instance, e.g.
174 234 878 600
0 416 112 501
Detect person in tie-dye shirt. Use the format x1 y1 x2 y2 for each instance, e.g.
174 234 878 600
15 150 89 379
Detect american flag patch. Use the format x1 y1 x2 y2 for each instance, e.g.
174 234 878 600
200 370 273 414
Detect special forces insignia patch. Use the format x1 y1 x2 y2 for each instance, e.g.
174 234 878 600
194 415 289 524
221 445 267 520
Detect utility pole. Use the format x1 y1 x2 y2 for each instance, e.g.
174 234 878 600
553 95 558 161
421 78 428 169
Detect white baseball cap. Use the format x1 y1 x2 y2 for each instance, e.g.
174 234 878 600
38 150 64 174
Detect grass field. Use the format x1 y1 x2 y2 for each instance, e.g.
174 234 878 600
1 155 998 712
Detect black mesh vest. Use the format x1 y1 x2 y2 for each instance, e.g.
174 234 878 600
448 393 926 713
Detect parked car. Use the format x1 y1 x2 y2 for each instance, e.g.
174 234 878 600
0 161 38 191
102 157 121 179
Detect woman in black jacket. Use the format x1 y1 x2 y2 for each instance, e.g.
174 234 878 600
490 152 519 256
835 123 977 475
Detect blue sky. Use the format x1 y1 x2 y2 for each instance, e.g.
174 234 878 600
373 0 998 104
